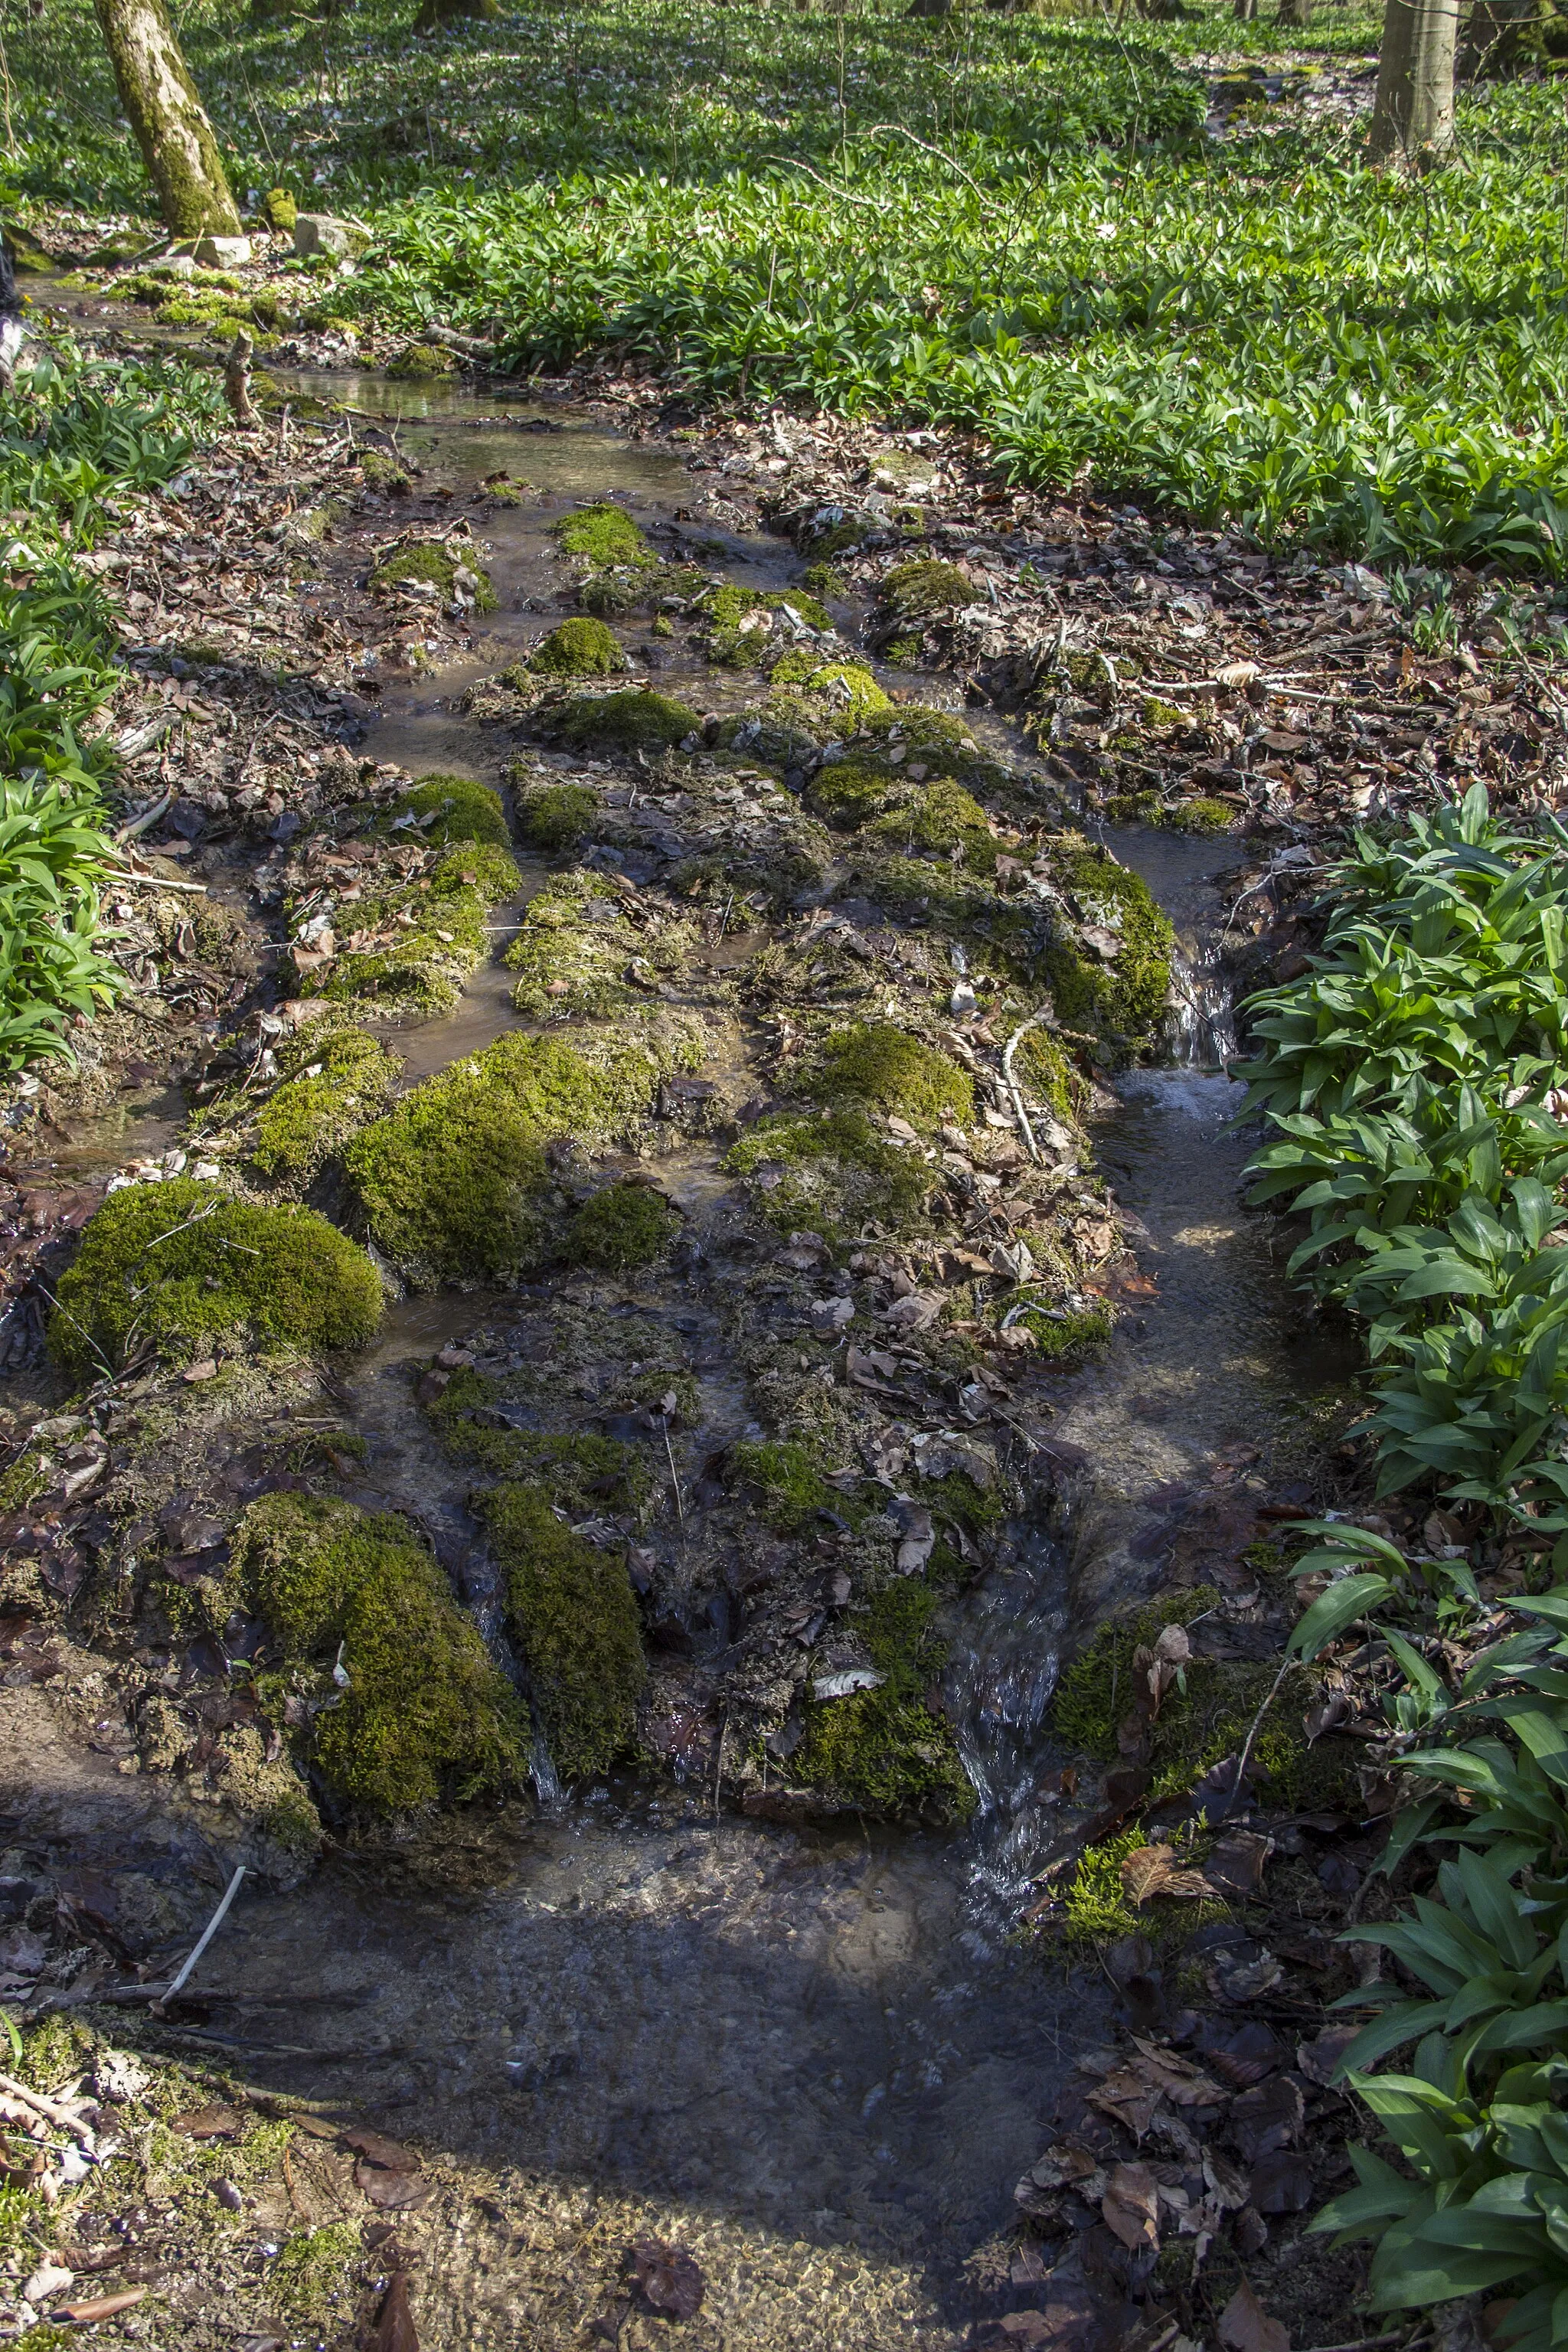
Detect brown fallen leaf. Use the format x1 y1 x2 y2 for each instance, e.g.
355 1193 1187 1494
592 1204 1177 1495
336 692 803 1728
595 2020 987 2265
1296 2024 1359 2089
357 2161 432 2212
1250 2150 1313 2213
1230 2075 1304 2161
1218 2278 1290 2352
1119 1844 1210 1906
56 2288 149 2324
1086 2065 1163 2141
169 2105 243 2140
1127 2037 1227 2107
371 2271 419 2352
1101 2160 1160 2252
1203 1830 1275 1896
1204 2145 1252 2212
630 2240 704 2321
1197 2019 1285 2089
341 2128 420 2174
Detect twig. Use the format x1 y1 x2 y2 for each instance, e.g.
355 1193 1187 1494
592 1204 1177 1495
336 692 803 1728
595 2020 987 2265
115 789 173 844
662 1415 684 1528
760 153 891 211
848 122 1001 215
1001 1010 1054 1164
0 2071 95 2148
100 863 209 895
1220 1658 1294 1818
162 1864 246 2002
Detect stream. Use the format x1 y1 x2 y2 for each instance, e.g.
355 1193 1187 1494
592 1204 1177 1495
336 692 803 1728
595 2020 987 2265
32 357 1355 2344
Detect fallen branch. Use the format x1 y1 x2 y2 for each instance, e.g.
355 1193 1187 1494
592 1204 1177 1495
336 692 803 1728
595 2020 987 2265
162 1864 247 2002
0 2069 96 2148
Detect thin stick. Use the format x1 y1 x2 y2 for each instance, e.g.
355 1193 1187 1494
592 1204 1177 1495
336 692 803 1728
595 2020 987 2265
1222 1658 1294 1818
100 864 209 895
115 789 173 844
1001 1011 1054 1165
164 1865 246 2001
0 2071 94 2147
662 1416 684 1528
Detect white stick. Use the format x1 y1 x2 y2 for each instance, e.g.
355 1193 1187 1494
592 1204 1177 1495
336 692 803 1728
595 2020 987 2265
165 1865 247 2001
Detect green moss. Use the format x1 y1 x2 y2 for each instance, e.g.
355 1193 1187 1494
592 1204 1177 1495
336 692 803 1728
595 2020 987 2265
726 1105 933 1237
387 341 459 377
1171 796 1233 833
479 1482 645 1780
730 1438 833 1532
358 448 410 494
554 688 701 755
515 779 596 854
1042 837 1174 1047
807 1020 972 1131
234 1493 526 1813
12 2328 74 2352
263 187 297 231
703 583 833 667
344 1029 693 1285
866 777 998 871
878 557 970 622
430 1380 646 1505
857 707 1011 795
1010 1300 1113 1360
886 634 924 667
390 773 510 848
0 1455 46 1512
50 1179 382 1374
367 541 496 612
1015 1027 1083 1121
795 1580 973 1821
564 1183 679 1270
1053 1590 1220 1759
1141 696 1187 728
307 841 519 1019
808 519 868 558
554 502 652 569
805 760 901 830
269 2223 364 2321
769 655 890 731
528 617 626 677
1061 1826 1148 1945
252 1028 402 1184
800 560 845 599
505 871 630 1016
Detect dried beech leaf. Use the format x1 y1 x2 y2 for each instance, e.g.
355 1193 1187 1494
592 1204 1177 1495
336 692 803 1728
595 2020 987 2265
630 2239 704 2321
170 2105 243 2141
342 2128 420 2174
1203 1831 1274 1896
1102 2160 1161 2252
356 2161 432 2211
1127 2037 1227 2106
1230 2076 1305 2161
371 2272 419 2352
1218 2278 1290 2352
1250 2150 1313 2213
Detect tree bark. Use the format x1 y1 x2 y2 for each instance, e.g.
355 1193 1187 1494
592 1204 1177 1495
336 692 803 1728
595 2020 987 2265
90 0 240 238
1277 0 1312 24
1370 0 1459 164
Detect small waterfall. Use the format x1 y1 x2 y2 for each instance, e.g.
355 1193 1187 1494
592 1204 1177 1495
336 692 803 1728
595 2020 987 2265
1165 936 1236 1070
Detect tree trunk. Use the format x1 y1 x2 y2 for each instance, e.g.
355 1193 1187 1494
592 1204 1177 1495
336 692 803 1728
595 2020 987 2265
1277 0 1312 24
90 0 240 238
1370 0 1459 164
412 0 499 29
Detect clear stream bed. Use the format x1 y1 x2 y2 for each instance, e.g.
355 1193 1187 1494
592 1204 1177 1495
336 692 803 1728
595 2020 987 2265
31 371 1353 2346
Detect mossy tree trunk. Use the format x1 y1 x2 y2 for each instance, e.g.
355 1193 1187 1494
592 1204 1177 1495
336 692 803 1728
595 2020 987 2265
1277 0 1312 24
412 0 499 31
1370 0 1459 163
91 0 241 237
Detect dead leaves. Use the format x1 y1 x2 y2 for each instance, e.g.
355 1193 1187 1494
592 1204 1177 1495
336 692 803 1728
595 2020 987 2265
371 2272 419 2352
629 2239 705 2320
343 2127 432 2213
1101 2160 1160 2252
1119 1831 1274 1909
1218 2278 1290 2352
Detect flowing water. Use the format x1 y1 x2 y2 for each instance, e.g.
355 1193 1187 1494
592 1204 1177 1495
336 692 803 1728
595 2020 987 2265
30 341 1355 2341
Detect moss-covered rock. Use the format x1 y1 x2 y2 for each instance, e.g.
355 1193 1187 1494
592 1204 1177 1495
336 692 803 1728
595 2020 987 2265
553 688 701 756
358 448 410 495
304 841 519 1021
390 773 510 848
478 1482 645 1780
563 1183 680 1271
1008 1299 1113 1361
514 779 596 854
865 777 998 872
1042 837 1173 1047
505 871 694 1018
769 655 890 731
729 1438 833 1533
234 1494 525 1815
554 503 652 569
1171 796 1233 833
387 341 459 378
877 557 970 623
367 541 495 612
343 1027 700 1286
263 187 298 231
50 1180 383 1374
251 1027 402 1184
701 583 833 668
726 1106 934 1238
430 1378 647 1505
857 706 1011 797
795 1581 973 1822
807 1020 972 1132
528 617 626 678
805 760 903 830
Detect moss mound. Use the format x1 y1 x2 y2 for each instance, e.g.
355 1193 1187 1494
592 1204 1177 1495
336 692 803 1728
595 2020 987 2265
563 1182 680 1271
390 773 510 848
729 1438 833 1533
807 1021 972 1131
769 656 890 730
554 688 701 755
528 617 627 678
251 1027 402 1184
515 779 596 854
866 777 998 871
307 842 520 1020
478 1482 645 1779
358 448 410 495
726 1106 934 1237
554 503 652 569
858 707 1010 795
795 1581 973 1821
1043 838 1174 1047
234 1493 526 1814
805 763 900 830
702 584 833 667
263 188 298 231
877 557 970 622
343 1029 691 1285
368 541 496 611
51 1180 383 1374
505 872 694 1018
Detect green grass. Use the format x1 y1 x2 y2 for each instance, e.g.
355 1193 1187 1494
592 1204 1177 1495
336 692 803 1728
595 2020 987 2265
21 0 1568 568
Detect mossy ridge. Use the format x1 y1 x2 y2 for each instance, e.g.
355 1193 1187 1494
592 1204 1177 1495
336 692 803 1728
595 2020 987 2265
857 706 1013 798
514 777 597 854
527 617 627 678
795 1579 973 1822
387 341 459 378
367 541 496 612
1015 1026 1086 1122
726 1106 935 1238
805 1020 973 1132
304 841 520 1021
768 655 890 731
343 1024 704 1286
50 1179 383 1376
1040 836 1174 1050
1004 1298 1113 1362
429 1374 649 1506
564 1182 681 1270
268 2223 364 2321
729 1438 838 1533
805 760 906 831
478 1481 645 1781
553 501 654 570
358 448 410 495
505 871 694 1021
864 777 1000 874
233 1492 526 1815
250 1027 402 1184
550 688 701 755
389 773 510 848
877 557 972 624
701 583 833 668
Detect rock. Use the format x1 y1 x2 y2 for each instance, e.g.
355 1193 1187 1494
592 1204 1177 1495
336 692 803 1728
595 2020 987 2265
137 254 197 281
293 213 371 261
194 234 252 268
